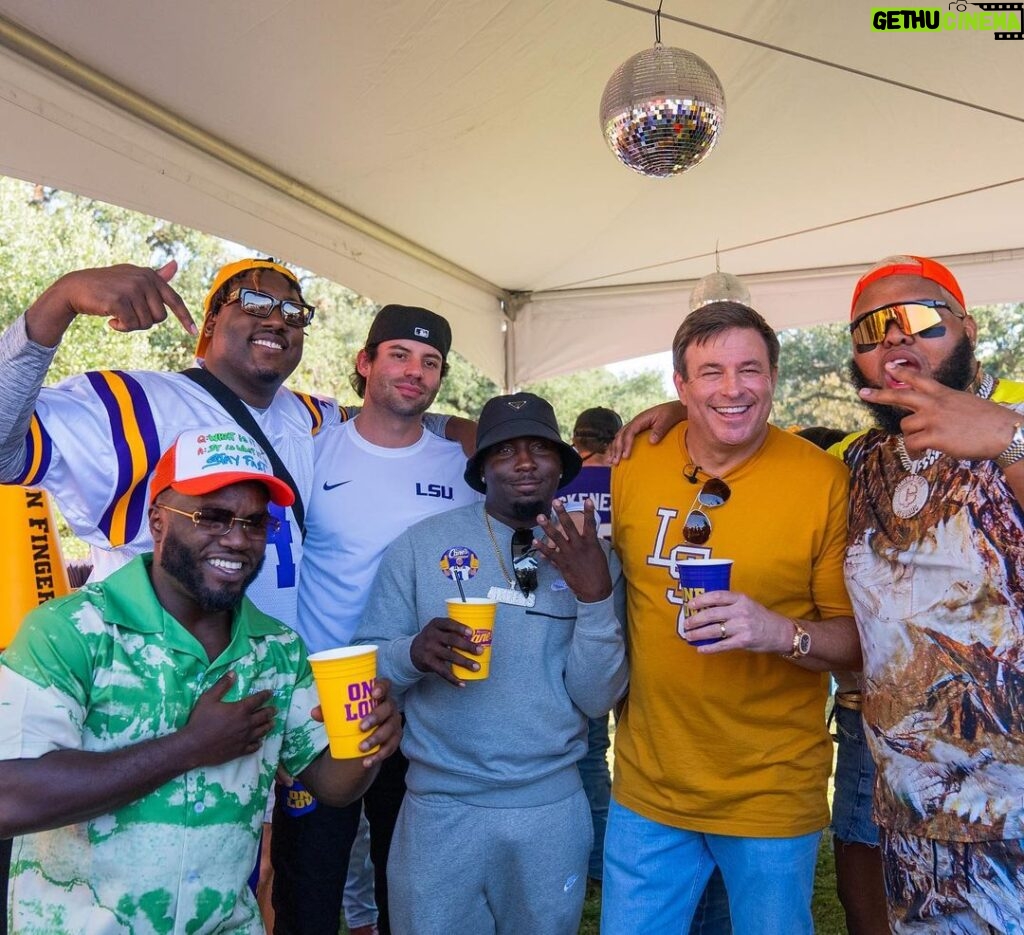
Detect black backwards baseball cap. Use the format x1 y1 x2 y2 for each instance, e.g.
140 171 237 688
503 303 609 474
573 407 623 444
464 392 583 494
366 304 452 360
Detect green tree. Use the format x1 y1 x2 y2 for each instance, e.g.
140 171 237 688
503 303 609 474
524 369 670 437
434 353 501 419
0 177 236 378
773 323 870 433
972 303 1024 381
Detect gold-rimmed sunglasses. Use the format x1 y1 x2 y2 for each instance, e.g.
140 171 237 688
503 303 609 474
157 504 280 538
683 477 731 545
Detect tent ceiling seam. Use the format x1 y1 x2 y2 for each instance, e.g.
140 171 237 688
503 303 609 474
526 247 1024 302
534 175 1024 293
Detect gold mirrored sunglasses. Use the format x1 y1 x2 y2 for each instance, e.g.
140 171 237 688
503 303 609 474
849 299 963 353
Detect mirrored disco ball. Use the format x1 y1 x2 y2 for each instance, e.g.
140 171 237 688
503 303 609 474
689 271 750 311
600 45 725 178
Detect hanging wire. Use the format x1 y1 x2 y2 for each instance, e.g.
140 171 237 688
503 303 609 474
654 0 664 44
608 0 1024 126
538 175 1024 292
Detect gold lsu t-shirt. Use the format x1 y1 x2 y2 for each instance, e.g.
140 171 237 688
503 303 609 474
611 424 852 837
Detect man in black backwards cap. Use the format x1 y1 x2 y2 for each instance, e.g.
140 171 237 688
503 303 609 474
353 391 628 935
276 305 481 934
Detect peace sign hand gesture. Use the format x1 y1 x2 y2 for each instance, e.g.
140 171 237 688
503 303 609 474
859 362 1019 462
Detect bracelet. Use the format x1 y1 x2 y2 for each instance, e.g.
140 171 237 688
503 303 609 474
996 422 1024 469
834 691 863 712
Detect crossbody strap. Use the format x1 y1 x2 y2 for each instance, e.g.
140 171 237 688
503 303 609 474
180 368 306 537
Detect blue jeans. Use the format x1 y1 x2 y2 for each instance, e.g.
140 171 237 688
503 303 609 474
579 714 612 880
831 704 880 846
601 799 821 935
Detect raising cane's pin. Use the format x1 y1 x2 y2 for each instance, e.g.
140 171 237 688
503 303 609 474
440 546 480 581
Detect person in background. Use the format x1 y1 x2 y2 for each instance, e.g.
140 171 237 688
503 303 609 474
796 425 889 935
557 405 621 892
559 406 622 539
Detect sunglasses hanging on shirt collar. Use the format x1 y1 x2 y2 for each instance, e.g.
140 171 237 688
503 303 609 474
683 477 730 545
511 528 538 596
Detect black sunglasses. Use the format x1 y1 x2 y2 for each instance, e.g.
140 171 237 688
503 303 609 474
683 477 730 545
222 287 316 328
511 528 538 596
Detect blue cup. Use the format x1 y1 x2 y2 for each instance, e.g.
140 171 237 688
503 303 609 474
675 559 733 646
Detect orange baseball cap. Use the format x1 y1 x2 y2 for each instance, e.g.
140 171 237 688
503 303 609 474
195 258 301 359
150 425 294 506
851 255 965 317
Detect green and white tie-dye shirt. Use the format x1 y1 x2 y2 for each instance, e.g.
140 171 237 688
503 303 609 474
0 555 326 934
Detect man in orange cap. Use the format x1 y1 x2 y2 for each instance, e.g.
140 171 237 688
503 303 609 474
0 425 400 934
0 258 462 931
836 255 1024 932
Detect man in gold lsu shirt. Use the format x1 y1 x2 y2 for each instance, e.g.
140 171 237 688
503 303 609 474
602 301 860 935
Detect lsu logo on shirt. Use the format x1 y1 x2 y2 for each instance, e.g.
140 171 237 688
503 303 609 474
416 482 454 500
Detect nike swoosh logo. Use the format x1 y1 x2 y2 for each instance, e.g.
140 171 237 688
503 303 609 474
322 480 352 491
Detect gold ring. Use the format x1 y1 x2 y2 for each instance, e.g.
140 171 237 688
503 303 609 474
719 623 727 639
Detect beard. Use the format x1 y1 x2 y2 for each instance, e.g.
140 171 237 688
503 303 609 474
849 334 975 435
253 365 287 386
159 528 264 613
511 498 546 523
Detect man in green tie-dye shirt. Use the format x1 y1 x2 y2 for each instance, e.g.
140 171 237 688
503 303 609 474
0 426 400 934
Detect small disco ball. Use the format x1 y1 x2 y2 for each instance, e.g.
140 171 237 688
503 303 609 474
689 271 751 311
600 45 725 178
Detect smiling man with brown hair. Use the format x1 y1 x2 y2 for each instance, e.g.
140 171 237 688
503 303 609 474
603 300 859 934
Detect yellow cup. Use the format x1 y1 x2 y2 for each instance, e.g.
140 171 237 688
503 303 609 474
308 646 379 758
446 598 497 680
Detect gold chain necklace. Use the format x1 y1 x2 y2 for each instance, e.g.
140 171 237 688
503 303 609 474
891 372 995 519
483 507 515 586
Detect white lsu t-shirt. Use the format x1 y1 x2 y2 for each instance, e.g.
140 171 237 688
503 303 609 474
296 418 480 651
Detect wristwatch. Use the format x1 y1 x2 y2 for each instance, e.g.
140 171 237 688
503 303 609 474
996 421 1024 470
784 622 811 660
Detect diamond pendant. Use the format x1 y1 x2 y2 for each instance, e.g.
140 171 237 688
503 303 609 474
893 474 929 519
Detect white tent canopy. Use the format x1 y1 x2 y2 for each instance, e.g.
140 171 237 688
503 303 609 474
0 1 1022 387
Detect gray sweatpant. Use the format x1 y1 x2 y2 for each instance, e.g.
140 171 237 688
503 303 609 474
387 787 592 935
